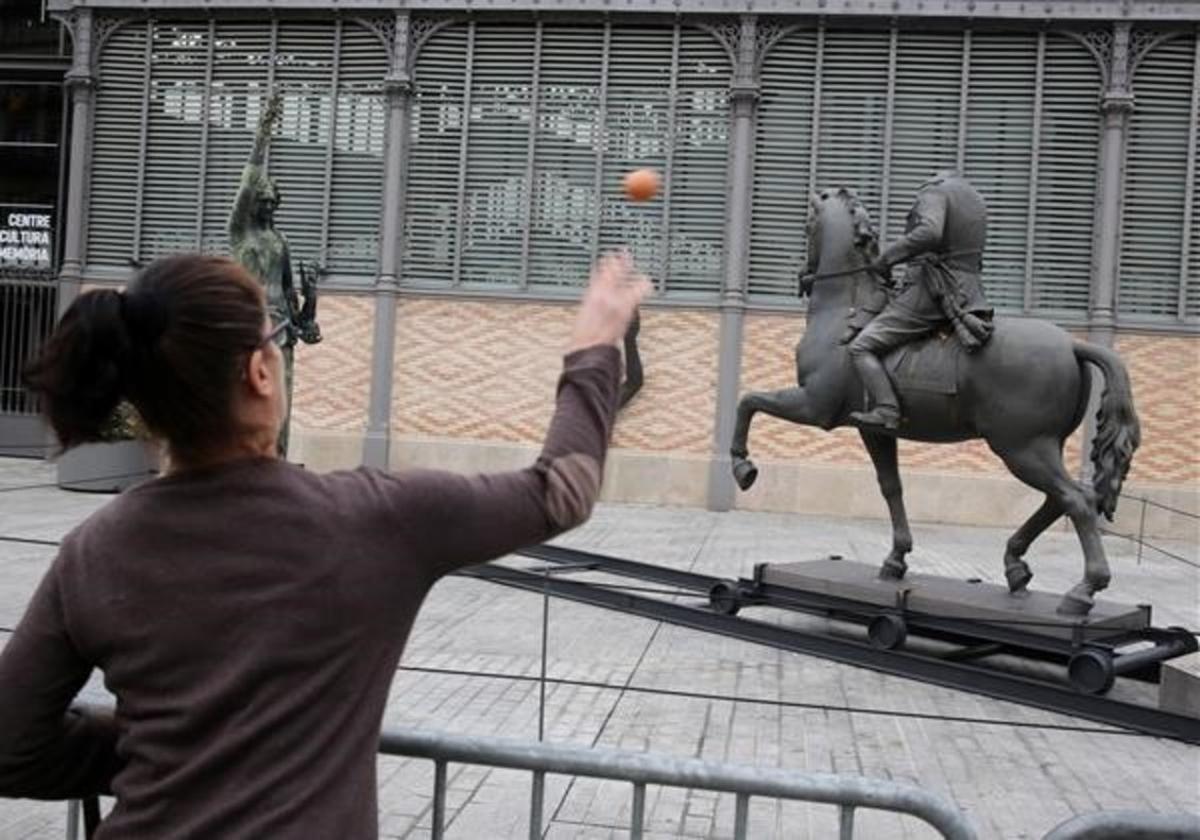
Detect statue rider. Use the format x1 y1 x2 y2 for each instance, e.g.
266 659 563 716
229 92 322 457
847 170 994 430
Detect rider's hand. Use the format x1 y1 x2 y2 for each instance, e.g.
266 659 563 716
868 257 891 284
568 251 652 354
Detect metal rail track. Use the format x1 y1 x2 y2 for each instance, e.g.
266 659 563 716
456 544 1200 745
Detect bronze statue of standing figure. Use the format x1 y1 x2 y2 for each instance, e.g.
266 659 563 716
229 92 322 457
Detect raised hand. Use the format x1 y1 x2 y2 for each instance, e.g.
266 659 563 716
568 251 652 354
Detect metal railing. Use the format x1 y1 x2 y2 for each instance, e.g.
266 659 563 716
54 725 1200 839
0 266 57 417
1043 810 1200 839
378 726 977 839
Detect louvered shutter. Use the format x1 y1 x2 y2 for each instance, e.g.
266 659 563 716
664 27 729 296
814 31 890 222
886 33 963 242
596 25 672 282
141 21 208 262
403 24 468 286
748 29 817 300
525 24 603 290
1190 39 1200 320
88 22 146 267
964 32 1038 311
327 25 387 276
459 23 534 288
1121 34 1195 319
1031 35 1099 313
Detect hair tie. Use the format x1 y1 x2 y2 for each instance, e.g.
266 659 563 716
119 290 169 347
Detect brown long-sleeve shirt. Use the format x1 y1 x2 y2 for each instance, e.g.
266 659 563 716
0 345 621 839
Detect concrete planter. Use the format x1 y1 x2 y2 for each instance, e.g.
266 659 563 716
56 440 159 493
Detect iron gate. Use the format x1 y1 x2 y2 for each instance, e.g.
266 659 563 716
0 266 56 456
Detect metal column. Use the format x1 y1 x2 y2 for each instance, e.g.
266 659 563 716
362 12 414 468
707 15 759 512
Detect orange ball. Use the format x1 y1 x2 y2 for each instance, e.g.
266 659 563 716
623 168 661 202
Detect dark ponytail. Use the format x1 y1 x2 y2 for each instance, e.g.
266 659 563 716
25 255 266 459
23 289 131 450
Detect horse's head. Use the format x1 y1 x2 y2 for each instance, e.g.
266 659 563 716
805 187 879 278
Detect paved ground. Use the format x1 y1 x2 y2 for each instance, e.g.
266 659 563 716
0 457 1196 839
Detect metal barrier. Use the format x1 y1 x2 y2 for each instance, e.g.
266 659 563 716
1043 810 1200 839
55 727 1200 839
377 726 979 839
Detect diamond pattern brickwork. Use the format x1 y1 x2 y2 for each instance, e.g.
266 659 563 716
291 294 373 432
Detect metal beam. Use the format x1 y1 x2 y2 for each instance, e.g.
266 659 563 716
45 0 1200 23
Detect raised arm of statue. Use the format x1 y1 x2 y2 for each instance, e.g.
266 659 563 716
229 93 283 246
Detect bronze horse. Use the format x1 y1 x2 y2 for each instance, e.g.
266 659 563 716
729 188 1140 615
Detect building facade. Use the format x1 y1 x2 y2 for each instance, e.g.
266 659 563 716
21 0 1200 535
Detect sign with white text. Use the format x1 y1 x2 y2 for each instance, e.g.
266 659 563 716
0 206 54 269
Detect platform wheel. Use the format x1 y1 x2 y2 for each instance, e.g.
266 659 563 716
868 614 907 651
1068 648 1115 695
708 581 741 616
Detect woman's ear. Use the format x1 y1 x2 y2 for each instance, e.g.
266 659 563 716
244 347 274 399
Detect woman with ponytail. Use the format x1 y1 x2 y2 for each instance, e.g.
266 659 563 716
0 252 649 839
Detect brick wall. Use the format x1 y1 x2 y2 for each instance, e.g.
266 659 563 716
390 298 719 454
291 294 373 433
1117 334 1200 486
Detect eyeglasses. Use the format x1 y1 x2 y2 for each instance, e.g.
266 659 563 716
261 318 292 349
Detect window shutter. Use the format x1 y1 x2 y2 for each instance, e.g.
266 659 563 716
661 27 729 296
525 24 603 290
886 33 963 241
458 23 534 289
1121 34 1195 319
1031 34 1100 313
403 23 468 286
88 22 146 267
964 32 1039 311
814 31 890 223
327 24 387 275
142 21 209 262
748 28 817 300
405 20 727 295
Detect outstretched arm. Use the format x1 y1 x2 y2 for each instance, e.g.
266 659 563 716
352 253 651 582
230 94 282 245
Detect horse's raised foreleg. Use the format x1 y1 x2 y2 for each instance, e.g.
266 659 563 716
997 438 1110 615
859 431 912 580
730 387 815 491
1001 497 1061 594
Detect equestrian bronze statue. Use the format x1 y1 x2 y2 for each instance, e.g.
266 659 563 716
730 185 1140 616
229 92 322 456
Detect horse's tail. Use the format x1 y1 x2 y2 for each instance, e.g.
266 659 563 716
1074 342 1140 521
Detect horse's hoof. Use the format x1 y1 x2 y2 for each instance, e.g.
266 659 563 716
879 555 908 580
732 458 758 491
1005 559 1033 593
1056 584 1095 616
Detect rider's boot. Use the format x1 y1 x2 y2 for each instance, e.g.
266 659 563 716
849 352 901 430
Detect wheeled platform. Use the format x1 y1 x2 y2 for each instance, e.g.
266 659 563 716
712 556 1195 696
461 544 1200 743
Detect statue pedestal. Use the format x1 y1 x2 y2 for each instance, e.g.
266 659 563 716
757 557 1149 641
